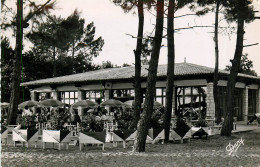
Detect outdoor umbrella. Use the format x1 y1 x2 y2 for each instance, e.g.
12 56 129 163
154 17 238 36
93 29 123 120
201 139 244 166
123 100 135 108
18 100 39 109
1 102 10 116
142 101 163 109
0 102 10 109
124 100 163 109
100 99 123 107
87 109 95 113
39 99 64 107
72 100 98 109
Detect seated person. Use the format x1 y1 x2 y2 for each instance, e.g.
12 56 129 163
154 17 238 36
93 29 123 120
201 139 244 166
247 113 260 125
22 106 33 116
101 112 107 121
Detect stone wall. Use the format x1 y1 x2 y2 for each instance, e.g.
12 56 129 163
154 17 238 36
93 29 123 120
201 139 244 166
242 87 248 122
30 91 37 114
206 82 215 118
171 86 176 117
77 90 84 117
256 89 260 114
52 91 58 100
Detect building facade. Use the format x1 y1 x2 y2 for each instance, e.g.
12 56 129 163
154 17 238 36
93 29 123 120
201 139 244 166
22 63 260 122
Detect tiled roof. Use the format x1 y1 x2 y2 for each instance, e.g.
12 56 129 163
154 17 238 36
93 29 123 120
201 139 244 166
21 63 260 86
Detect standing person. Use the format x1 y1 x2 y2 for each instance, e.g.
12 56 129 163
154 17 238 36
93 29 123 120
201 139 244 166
247 113 260 125
22 106 33 116
73 110 81 126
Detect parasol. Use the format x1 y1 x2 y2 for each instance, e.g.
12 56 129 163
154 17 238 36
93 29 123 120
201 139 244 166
39 99 64 107
142 101 163 109
123 100 135 108
72 100 98 109
123 100 163 109
0 102 10 109
18 100 39 109
100 99 123 107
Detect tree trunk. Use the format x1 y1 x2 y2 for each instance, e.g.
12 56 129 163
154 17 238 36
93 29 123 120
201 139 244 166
164 0 175 142
221 12 245 137
72 40 75 74
134 0 164 152
7 0 23 125
53 46 56 77
132 0 144 129
214 0 221 124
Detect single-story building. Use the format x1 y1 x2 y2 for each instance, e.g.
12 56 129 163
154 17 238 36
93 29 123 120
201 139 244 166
21 62 260 122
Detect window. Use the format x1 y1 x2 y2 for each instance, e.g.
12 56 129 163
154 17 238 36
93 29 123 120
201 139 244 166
234 88 243 120
111 89 135 102
217 87 243 121
248 89 256 116
176 86 207 117
155 88 166 106
85 90 105 104
37 92 51 101
60 91 78 105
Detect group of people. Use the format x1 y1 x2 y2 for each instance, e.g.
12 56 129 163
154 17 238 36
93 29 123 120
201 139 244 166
18 105 83 129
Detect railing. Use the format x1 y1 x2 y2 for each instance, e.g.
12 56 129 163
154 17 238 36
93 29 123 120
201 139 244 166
104 121 118 132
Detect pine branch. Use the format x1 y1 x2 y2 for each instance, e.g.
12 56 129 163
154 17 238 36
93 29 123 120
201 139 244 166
23 0 52 24
243 43 258 47
174 13 197 19
2 3 15 15
125 33 153 39
147 9 156 17
174 26 232 31
27 0 57 24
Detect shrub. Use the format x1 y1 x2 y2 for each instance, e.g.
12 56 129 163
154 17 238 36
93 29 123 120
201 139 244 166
195 118 208 127
17 115 37 130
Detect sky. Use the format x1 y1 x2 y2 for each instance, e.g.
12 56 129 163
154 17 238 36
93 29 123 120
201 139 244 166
2 0 260 75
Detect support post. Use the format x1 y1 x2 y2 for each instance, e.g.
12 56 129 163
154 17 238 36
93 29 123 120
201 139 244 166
104 90 110 112
66 143 69 150
123 141 126 148
256 89 260 114
53 91 58 100
79 143 82 151
30 90 37 114
171 86 176 117
206 82 215 118
242 86 249 122
77 90 85 119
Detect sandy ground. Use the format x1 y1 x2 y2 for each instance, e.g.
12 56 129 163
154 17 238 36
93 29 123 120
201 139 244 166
2 129 260 167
